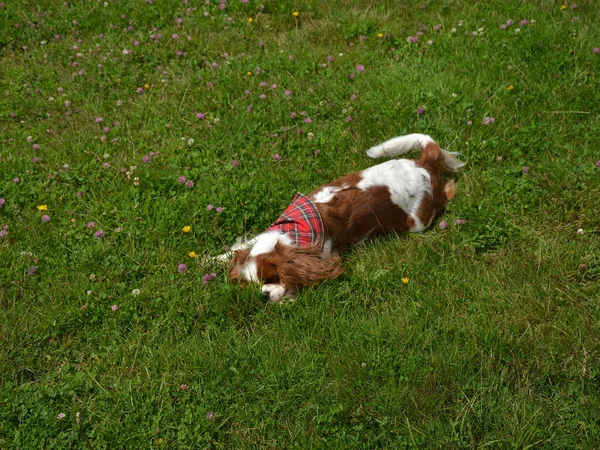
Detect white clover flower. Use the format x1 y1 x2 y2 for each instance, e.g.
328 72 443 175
132 288 140 296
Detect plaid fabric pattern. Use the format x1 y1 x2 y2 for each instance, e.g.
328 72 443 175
266 192 324 247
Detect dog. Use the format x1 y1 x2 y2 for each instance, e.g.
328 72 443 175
224 133 465 302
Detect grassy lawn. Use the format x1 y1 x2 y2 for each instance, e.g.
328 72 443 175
1 0 599 447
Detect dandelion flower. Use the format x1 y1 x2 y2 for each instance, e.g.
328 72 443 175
188 251 197 258
247 17 253 23
292 11 299 17
560 4 567 10
182 226 191 233
378 33 383 38
402 277 410 284
37 205 48 211
508 85 514 90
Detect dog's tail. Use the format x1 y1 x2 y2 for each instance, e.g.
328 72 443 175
366 133 465 172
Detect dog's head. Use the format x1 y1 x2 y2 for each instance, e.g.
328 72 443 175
228 233 343 301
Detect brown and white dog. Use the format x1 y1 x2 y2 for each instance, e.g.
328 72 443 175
223 133 465 302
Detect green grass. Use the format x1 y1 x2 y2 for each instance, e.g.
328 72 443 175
1 0 600 447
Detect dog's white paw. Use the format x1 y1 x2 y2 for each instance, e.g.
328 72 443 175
261 284 288 303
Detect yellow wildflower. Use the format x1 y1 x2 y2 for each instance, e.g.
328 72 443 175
248 17 253 23
37 205 48 211
292 11 299 17
144 83 150 89
378 33 383 38
247 71 252 76
182 226 191 233
402 277 410 285
508 85 514 90
560 4 567 10
188 251 197 258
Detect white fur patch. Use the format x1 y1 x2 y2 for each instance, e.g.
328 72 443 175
261 283 287 302
357 159 431 232
241 260 259 282
312 186 341 204
249 230 293 257
366 133 435 159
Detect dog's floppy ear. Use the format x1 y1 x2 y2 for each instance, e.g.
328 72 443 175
272 242 343 289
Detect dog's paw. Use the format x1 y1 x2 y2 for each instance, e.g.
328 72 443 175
261 283 289 304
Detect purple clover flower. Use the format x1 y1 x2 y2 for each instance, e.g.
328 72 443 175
94 230 105 238
41 215 51 223
178 263 187 273
202 272 217 284
482 117 495 125
178 176 187 184
439 220 447 229
417 107 425 115
216 207 224 213
272 154 281 161
185 180 194 189
28 266 37 276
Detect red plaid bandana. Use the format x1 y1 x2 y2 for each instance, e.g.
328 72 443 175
266 192 324 247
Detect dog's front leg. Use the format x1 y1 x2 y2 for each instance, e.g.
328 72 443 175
261 283 291 303
213 237 257 262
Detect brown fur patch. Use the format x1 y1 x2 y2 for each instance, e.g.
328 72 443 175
308 173 411 251
415 143 455 226
228 249 250 283
259 242 343 290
